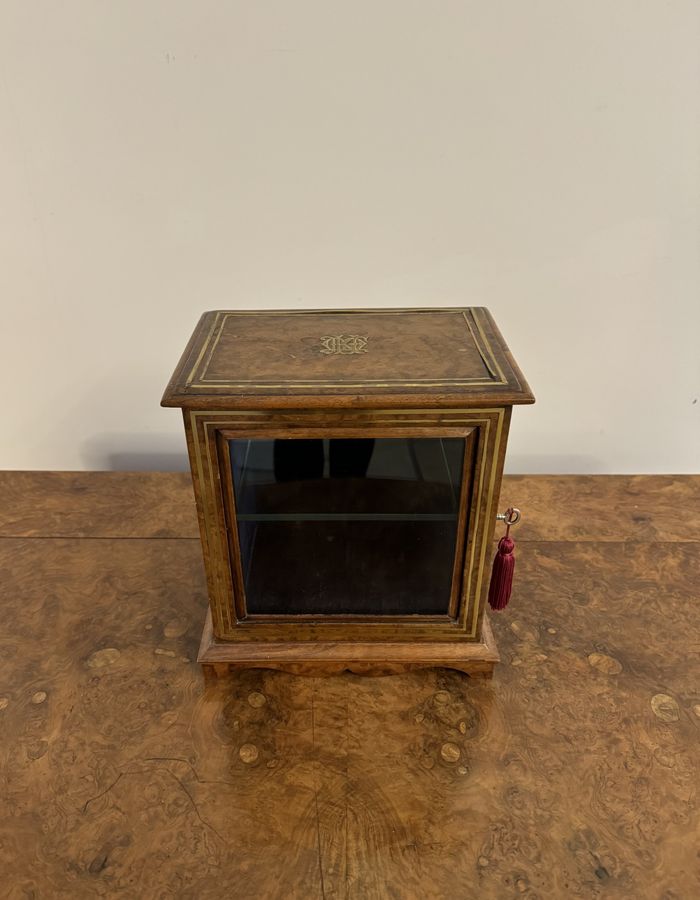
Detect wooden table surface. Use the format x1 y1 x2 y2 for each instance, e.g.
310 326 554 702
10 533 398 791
0 473 698 899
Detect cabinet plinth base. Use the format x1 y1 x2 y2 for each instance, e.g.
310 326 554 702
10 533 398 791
197 611 500 678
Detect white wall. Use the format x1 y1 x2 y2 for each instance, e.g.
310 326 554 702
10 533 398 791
2 1 699 473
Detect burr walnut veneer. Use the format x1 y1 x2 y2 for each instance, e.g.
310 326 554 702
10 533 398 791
161 308 534 677
1 472 698 898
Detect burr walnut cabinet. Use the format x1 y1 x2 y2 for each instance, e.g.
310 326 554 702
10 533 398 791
161 307 534 677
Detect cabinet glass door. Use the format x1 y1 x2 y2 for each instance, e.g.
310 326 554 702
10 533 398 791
226 436 471 617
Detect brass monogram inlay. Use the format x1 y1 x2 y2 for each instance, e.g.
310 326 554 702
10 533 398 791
319 334 368 355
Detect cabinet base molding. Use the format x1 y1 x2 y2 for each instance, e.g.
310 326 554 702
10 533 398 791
198 610 500 678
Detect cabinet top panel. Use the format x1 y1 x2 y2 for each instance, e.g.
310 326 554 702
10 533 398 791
161 307 534 409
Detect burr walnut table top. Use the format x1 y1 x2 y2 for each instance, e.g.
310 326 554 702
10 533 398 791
0 471 698 899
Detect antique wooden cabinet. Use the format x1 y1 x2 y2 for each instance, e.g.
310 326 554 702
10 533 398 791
162 308 534 677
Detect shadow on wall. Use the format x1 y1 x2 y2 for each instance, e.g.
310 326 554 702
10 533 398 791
505 454 606 475
81 434 189 471
80 438 605 475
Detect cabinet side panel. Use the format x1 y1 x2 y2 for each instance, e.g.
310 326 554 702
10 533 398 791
183 410 232 637
472 406 512 640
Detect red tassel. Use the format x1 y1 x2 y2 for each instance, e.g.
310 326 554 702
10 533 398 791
488 535 515 611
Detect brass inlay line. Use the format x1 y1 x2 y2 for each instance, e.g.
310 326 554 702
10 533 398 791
470 410 504 635
204 420 234 633
191 410 234 632
469 309 507 386
185 311 222 387
191 407 506 415
188 412 226 633
461 310 503 383
185 380 502 389
191 307 471 315
198 312 227 386
190 408 506 422
460 417 489 636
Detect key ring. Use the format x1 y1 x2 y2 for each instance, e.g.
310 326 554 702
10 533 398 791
496 507 521 526
496 507 521 538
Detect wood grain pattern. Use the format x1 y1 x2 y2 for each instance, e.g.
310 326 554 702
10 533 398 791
0 471 195 538
198 610 500 677
0 473 698 898
504 473 700 543
160 308 535 408
3 472 697 543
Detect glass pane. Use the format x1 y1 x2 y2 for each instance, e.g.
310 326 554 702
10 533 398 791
229 436 466 616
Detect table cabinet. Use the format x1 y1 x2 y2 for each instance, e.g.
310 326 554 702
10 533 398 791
162 308 534 677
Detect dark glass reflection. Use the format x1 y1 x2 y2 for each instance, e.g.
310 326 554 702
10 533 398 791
230 437 465 616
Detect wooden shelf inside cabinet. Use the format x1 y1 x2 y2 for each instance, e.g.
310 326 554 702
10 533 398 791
162 307 534 678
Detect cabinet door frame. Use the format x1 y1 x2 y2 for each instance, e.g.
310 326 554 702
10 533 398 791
184 407 511 643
